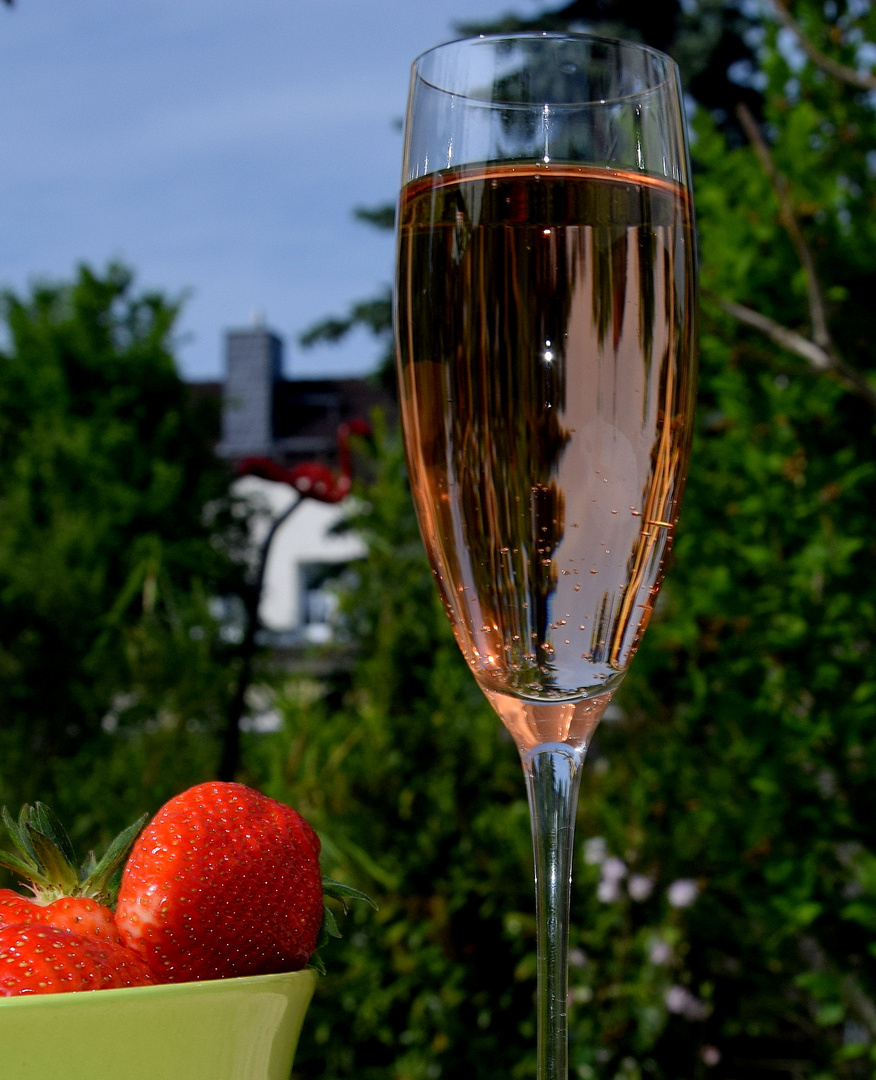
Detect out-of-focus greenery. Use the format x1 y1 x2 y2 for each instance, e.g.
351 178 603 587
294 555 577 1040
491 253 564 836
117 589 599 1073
0 2 873 1079
265 2 876 1079
0 264 249 838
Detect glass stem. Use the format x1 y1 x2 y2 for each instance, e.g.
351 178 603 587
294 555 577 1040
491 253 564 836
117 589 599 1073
521 742 585 1080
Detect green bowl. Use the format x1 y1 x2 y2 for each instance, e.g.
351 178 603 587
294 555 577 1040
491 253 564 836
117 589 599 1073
0 968 317 1080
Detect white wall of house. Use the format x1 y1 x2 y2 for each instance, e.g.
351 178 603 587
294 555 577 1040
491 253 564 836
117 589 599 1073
234 475 365 637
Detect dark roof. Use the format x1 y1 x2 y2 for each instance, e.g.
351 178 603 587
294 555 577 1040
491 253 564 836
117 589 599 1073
187 375 395 466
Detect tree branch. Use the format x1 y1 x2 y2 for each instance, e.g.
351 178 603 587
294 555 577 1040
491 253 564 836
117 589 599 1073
771 0 876 93
717 298 830 370
799 935 876 1039
735 103 832 352
723 104 876 413
716 297 876 411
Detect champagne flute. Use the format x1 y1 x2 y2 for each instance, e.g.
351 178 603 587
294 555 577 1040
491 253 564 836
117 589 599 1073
393 33 697 1076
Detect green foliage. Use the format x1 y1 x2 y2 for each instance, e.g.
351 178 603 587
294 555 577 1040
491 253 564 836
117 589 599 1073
0 264 246 837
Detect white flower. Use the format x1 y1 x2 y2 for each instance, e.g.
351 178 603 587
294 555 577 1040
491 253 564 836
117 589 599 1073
594 854 627 902
648 939 672 965
597 877 621 903
601 856 627 882
568 948 588 969
667 878 699 908
665 985 709 1020
701 1045 721 1067
583 836 607 865
628 874 655 901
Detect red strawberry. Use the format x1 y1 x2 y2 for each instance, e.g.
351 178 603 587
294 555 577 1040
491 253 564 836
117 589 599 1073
0 924 155 995
115 781 323 983
0 803 144 944
0 892 119 942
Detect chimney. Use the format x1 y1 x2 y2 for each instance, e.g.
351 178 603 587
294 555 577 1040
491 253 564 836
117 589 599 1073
217 326 283 459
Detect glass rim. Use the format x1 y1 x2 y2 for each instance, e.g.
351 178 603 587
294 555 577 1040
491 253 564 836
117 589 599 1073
411 31 679 109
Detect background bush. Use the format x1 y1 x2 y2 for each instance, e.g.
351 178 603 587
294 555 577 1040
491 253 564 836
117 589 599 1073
0 2 874 1079
0 264 249 835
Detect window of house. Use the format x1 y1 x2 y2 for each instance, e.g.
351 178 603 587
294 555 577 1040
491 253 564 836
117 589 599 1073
299 562 351 643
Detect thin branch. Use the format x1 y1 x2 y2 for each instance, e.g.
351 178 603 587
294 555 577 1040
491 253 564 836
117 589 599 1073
772 0 876 93
219 493 302 781
736 102 832 351
799 935 876 1038
716 297 876 411
718 298 831 370
728 102 876 412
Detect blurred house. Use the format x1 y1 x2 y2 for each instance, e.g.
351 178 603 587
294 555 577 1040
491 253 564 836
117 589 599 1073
191 322 392 647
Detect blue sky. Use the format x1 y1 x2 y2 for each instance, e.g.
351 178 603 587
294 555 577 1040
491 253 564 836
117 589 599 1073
0 0 539 382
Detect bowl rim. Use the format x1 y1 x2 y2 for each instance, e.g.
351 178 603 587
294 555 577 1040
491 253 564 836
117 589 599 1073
0 966 318 1009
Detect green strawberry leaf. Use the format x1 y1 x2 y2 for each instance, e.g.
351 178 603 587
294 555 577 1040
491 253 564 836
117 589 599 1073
322 877 378 913
84 814 147 900
321 904 342 940
28 803 76 866
26 827 79 894
0 803 147 904
310 877 378 973
0 847 42 884
0 806 47 885
2 806 38 867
